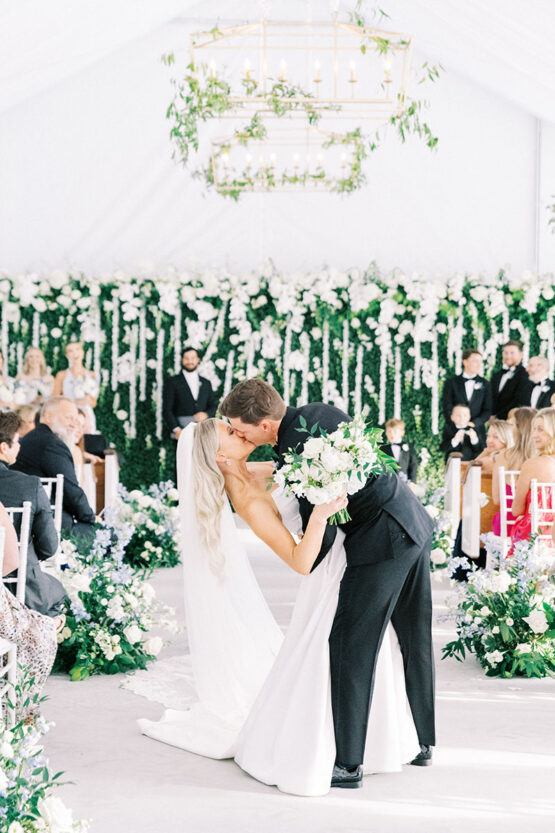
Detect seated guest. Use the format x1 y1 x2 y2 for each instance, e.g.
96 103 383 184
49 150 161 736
472 419 514 476
491 407 536 534
441 404 483 461
490 340 529 419
12 396 96 536
0 350 14 410
380 418 418 488
14 403 39 437
442 349 492 447
0 412 66 617
13 347 54 405
52 341 99 432
1 502 60 714
524 355 555 410
163 346 218 440
509 408 555 549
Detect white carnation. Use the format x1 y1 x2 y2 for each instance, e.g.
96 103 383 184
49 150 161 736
522 609 549 634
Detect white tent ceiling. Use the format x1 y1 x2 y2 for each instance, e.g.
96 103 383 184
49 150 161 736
2 0 554 123
1 1 554 275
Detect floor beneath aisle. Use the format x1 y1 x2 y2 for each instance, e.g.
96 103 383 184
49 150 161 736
43 528 555 833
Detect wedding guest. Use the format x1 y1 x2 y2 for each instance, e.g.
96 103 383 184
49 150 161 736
13 347 54 405
380 418 418 487
524 355 555 409
13 396 96 537
1 502 60 716
14 403 39 437
440 404 482 461
0 411 66 617
509 408 555 549
52 341 99 431
472 419 514 476
491 407 536 534
0 350 14 410
163 347 218 440
490 340 530 419
442 349 492 447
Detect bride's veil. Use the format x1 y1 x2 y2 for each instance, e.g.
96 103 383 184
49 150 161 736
176 423 283 719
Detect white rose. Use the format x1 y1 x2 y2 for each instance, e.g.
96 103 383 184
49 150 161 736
430 548 446 565
8 822 25 833
492 626 500 634
141 583 156 603
303 436 325 458
480 606 492 616
71 572 91 594
425 505 440 519
522 609 549 634
484 650 504 665
0 768 8 792
0 741 14 758
144 636 163 656
167 488 179 501
124 624 143 645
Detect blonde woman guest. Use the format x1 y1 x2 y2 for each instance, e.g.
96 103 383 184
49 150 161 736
509 408 555 548
13 347 54 405
52 342 99 431
472 420 514 476
0 502 61 715
0 351 14 410
491 407 536 537
14 404 39 438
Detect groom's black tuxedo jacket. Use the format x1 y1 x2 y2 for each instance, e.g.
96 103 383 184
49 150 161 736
275 404 433 571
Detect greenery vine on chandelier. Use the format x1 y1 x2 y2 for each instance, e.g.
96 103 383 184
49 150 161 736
162 6 442 199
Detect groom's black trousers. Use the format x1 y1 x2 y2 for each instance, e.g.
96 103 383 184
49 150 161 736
329 534 435 766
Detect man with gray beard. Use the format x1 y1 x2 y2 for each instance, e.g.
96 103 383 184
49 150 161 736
13 396 96 536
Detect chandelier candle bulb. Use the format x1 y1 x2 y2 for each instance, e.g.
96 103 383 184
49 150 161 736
349 61 356 82
270 153 276 169
209 60 216 79
314 59 321 83
279 59 287 82
293 152 299 169
317 153 323 168
243 58 251 80
245 152 252 169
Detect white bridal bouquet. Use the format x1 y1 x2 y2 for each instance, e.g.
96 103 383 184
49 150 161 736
275 414 397 524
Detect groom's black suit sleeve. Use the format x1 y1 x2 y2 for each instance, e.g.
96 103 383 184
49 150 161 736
275 403 350 571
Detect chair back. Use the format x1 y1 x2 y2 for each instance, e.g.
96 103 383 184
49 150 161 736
2 501 32 603
82 462 96 513
444 456 462 530
104 451 119 510
498 467 519 557
530 478 555 549
41 474 64 536
0 525 18 727
461 465 481 559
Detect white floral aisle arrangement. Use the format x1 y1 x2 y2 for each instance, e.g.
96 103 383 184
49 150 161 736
443 537 555 677
53 515 176 681
275 414 397 524
110 481 180 576
418 479 456 572
0 672 89 832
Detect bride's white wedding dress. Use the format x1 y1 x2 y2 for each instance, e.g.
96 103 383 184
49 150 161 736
131 425 419 796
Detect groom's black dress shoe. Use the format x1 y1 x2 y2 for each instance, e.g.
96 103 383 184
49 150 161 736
331 764 363 789
409 745 433 766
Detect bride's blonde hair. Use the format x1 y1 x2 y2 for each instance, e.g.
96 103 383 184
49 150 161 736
192 418 226 577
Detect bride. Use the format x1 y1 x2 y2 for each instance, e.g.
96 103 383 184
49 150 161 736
137 419 419 796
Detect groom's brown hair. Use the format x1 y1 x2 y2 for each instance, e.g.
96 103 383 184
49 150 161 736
220 378 286 424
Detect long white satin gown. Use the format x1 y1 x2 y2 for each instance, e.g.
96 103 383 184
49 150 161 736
135 484 419 797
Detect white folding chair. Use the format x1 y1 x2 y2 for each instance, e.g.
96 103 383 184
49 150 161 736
461 465 481 561
530 478 555 551
104 451 119 510
444 456 462 531
41 474 64 537
2 502 32 603
498 467 520 558
0 525 17 728
82 462 97 514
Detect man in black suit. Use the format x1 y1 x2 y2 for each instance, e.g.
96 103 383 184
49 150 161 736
221 379 435 787
524 356 555 410
490 340 530 419
13 396 96 537
0 411 66 616
442 349 492 447
163 347 218 440
380 418 419 487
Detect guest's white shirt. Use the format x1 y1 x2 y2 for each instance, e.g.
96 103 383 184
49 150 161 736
390 444 401 462
462 372 477 402
530 378 548 409
182 369 200 399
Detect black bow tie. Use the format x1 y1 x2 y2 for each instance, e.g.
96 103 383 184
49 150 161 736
463 376 477 382
533 380 544 387
502 366 515 373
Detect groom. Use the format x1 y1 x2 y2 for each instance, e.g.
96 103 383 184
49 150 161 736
220 379 436 788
